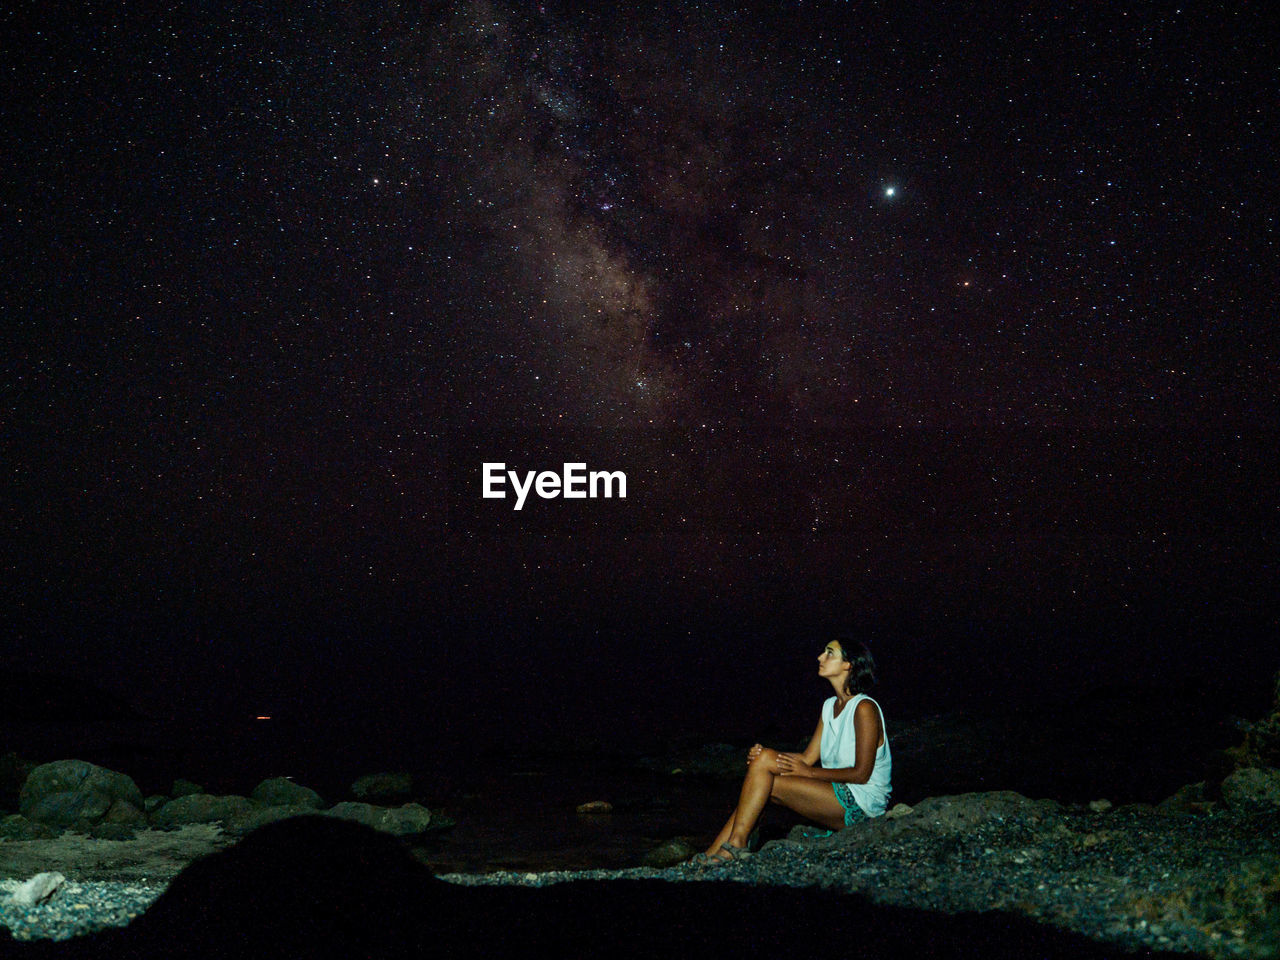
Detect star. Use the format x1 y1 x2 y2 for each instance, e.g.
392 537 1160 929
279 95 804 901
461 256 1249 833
884 186 896 197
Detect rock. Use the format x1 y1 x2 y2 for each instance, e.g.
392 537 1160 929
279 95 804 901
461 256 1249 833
1088 799 1112 813
0 814 59 840
9 872 65 907
1157 781 1213 815
18 759 145 828
885 803 914 819
642 839 696 867
576 801 613 814
250 778 324 809
22 790 112 827
119 815 449 957
102 797 147 825
903 792 1061 833
171 779 205 798
351 772 414 804
144 795 169 814
326 802 432 837
1220 767 1280 813
225 804 327 837
152 794 253 827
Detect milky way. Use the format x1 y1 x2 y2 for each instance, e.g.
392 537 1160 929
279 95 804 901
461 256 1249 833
2 1 1274 709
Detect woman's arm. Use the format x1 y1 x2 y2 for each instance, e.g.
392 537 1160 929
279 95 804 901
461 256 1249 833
749 719 823 768
777 701 881 784
801 719 823 766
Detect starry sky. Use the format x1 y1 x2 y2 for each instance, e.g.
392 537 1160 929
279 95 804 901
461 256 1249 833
2 1 1275 742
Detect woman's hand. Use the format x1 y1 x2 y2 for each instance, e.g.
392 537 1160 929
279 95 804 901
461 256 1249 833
747 743 764 765
775 752 815 777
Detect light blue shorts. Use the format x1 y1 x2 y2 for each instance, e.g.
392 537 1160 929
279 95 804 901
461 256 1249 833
833 784 868 826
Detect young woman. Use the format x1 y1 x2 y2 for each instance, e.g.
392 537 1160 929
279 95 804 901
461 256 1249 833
695 640 892 865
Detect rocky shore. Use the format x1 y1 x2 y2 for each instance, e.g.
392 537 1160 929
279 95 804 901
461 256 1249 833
3 775 1278 957
2 677 1278 958
448 791 1280 959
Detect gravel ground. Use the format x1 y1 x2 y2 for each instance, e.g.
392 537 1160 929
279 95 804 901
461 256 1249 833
3 801 1276 958
0 879 163 942
442 803 1280 960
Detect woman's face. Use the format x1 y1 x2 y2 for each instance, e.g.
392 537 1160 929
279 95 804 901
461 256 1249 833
818 641 849 680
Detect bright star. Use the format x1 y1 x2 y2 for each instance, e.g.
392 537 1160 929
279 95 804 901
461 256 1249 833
884 186 896 197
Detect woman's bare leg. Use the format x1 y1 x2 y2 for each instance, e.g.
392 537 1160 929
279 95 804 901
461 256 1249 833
703 752 852 857
769 776 848 831
704 749 779 857
704 811 737 857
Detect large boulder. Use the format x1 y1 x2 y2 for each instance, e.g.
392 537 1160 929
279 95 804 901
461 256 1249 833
18 759 145 829
225 804 329 837
22 789 112 826
893 791 1062 833
326 802 432 837
250 778 324 809
152 794 254 827
351 772 414 805
1220 767 1280 814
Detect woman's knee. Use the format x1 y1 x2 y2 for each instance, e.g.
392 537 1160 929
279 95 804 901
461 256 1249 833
749 748 780 771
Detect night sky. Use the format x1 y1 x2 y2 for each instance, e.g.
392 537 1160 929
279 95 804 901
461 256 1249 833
3 2 1275 749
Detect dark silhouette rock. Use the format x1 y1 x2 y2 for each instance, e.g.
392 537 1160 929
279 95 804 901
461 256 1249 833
92 815 456 959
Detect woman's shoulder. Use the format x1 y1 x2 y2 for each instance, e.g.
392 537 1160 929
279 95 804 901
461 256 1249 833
853 695 886 722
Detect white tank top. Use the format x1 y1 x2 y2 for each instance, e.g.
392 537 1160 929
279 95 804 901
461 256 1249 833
820 694 892 817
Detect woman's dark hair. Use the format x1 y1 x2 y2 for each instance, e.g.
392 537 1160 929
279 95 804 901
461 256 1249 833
839 641 877 697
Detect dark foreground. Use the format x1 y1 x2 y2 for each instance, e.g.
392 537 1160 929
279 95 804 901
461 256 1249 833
1 817 1191 960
